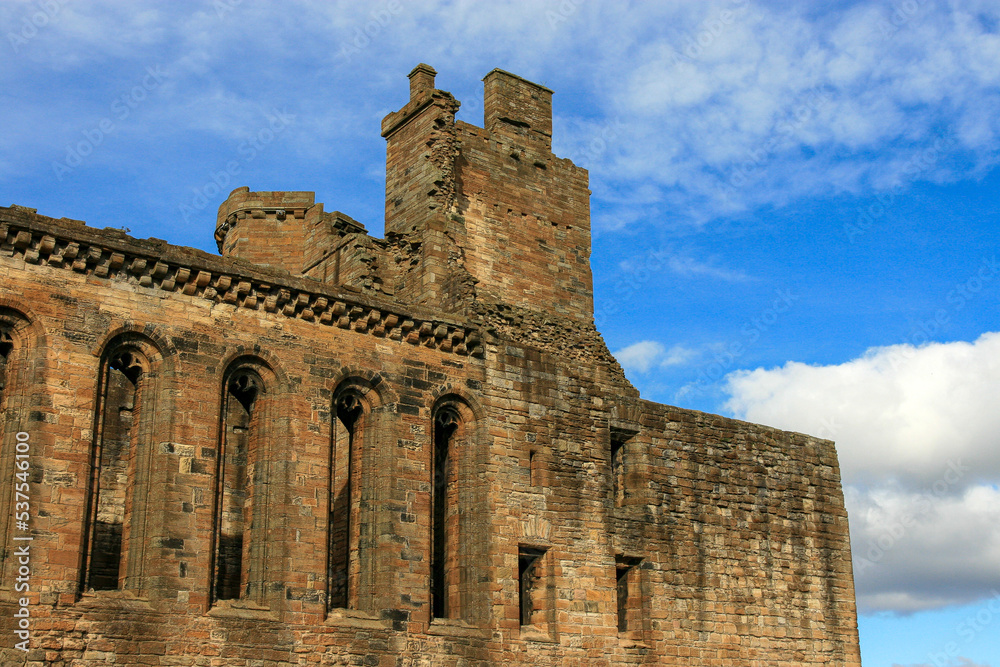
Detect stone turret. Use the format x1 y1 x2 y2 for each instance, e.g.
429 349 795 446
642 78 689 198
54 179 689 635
214 66 593 324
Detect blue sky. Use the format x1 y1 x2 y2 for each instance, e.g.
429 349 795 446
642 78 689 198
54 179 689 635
3 1 999 664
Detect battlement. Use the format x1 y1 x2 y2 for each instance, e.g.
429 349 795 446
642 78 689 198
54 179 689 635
214 186 368 283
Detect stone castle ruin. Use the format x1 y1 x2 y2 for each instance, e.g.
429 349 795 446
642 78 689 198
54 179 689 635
0 65 862 665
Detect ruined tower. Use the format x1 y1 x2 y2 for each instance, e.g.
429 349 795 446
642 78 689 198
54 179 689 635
0 65 862 665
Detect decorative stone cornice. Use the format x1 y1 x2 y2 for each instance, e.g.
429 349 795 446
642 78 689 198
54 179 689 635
0 211 484 358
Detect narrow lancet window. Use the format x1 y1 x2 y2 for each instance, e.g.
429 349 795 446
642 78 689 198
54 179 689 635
0 329 12 403
431 406 460 620
0 321 24 588
0 330 12 437
214 370 260 601
328 392 363 610
0 329 12 581
82 350 143 592
528 449 539 488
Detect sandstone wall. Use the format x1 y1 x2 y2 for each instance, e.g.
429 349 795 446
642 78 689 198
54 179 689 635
0 63 860 666
0 207 860 665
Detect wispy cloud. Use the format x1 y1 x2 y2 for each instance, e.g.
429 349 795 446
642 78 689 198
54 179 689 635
0 0 1000 231
581 1 1000 227
614 340 666 373
617 250 751 283
666 255 751 282
660 343 698 367
3 1 999 236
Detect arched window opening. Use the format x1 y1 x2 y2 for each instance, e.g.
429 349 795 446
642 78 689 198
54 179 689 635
0 329 13 400
214 368 261 602
0 327 13 580
328 391 364 610
82 349 145 592
0 313 35 590
431 405 461 620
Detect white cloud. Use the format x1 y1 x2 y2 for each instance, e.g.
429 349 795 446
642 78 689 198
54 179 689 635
614 340 665 374
722 333 1000 613
615 249 750 285
723 333 1000 486
661 344 698 368
614 340 697 374
581 1 1000 226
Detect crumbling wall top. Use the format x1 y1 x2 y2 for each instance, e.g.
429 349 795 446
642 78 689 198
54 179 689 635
483 68 553 151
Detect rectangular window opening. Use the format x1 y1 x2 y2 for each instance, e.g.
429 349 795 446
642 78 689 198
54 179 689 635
610 428 638 507
610 437 625 506
616 555 643 634
518 546 547 627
